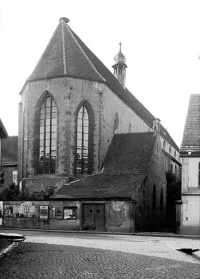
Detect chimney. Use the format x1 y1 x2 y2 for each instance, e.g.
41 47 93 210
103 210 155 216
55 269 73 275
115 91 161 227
153 118 161 134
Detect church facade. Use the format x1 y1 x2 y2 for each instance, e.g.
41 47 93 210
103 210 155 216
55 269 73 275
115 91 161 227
16 18 181 232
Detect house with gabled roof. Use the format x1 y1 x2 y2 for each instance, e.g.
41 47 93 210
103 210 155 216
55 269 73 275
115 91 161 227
0 119 8 189
15 17 181 232
0 136 18 193
179 94 200 235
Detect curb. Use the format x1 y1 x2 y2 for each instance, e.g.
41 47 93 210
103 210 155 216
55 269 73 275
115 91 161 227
1 228 200 240
0 242 17 258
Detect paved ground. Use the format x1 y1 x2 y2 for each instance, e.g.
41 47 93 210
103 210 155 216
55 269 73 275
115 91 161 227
0 230 200 278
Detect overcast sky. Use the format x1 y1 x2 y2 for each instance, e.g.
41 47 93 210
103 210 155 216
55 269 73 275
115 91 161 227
1 0 200 147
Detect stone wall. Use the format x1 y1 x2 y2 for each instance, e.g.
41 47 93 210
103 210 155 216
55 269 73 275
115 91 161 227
134 136 168 231
19 76 152 192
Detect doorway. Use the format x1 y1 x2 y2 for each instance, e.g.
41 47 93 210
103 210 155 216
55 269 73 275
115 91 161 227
82 204 105 231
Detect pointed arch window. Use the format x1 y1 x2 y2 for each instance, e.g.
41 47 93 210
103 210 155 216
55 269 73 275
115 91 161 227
75 103 93 175
39 95 57 174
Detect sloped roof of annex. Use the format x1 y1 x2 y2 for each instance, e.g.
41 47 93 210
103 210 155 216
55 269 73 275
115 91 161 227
52 132 156 199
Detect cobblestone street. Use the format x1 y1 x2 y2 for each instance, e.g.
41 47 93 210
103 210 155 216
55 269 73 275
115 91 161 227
0 230 200 278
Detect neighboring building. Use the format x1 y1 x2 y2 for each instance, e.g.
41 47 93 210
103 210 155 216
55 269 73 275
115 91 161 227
179 94 200 235
0 136 18 193
0 119 8 191
16 18 180 231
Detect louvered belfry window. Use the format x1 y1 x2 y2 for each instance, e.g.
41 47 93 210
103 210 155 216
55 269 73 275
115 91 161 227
39 96 57 174
76 105 89 174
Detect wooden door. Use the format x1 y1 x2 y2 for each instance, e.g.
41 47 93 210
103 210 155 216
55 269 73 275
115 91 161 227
82 204 105 231
94 204 105 231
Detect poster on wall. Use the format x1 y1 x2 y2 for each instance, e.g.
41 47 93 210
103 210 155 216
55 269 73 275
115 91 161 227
39 205 49 220
0 201 3 225
63 207 77 220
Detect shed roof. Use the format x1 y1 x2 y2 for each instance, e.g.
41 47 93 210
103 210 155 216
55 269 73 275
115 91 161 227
53 174 145 199
103 132 157 175
53 132 156 199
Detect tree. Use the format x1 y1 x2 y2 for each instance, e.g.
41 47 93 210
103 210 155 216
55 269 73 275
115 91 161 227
0 171 5 185
166 171 181 203
0 183 55 201
166 170 181 220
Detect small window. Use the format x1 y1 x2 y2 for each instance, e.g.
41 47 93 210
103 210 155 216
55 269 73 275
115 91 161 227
163 140 166 149
12 170 18 185
169 146 171 154
175 165 177 176
63 207 77 220
198 163 200 186
55 207 63 219
174 151 176 158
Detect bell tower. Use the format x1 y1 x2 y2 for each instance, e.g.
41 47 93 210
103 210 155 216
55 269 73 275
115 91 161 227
112 42 127 88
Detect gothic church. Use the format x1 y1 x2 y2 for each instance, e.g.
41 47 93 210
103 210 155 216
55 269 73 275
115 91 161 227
17 18 180 232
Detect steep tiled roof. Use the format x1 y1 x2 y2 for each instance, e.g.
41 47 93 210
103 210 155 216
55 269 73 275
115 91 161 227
26 18 178 151
28 18 105 83
103 132 156 175
53 174 145 199
53 132 155 199
180 94 200 154
0 119 8 139
1 136 18 164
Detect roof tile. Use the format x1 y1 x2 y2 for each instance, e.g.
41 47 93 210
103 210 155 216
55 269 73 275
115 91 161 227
53 132 155 199
180 94 200 153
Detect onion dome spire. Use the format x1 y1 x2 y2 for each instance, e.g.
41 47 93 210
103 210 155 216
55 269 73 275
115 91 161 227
112 42 127 88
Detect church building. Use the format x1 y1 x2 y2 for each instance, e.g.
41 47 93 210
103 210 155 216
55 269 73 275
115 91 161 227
17 18 181 232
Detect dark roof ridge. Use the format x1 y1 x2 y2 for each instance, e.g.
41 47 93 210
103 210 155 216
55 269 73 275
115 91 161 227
115 131 155 135
5 135 18 138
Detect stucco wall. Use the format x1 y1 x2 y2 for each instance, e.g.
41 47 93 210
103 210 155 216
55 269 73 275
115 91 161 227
106 200 134 232
2 200 135 232
2 200 81 231
180 195 200 235
182 157 200 191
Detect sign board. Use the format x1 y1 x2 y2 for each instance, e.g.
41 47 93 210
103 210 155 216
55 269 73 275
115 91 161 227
39 205 49 220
